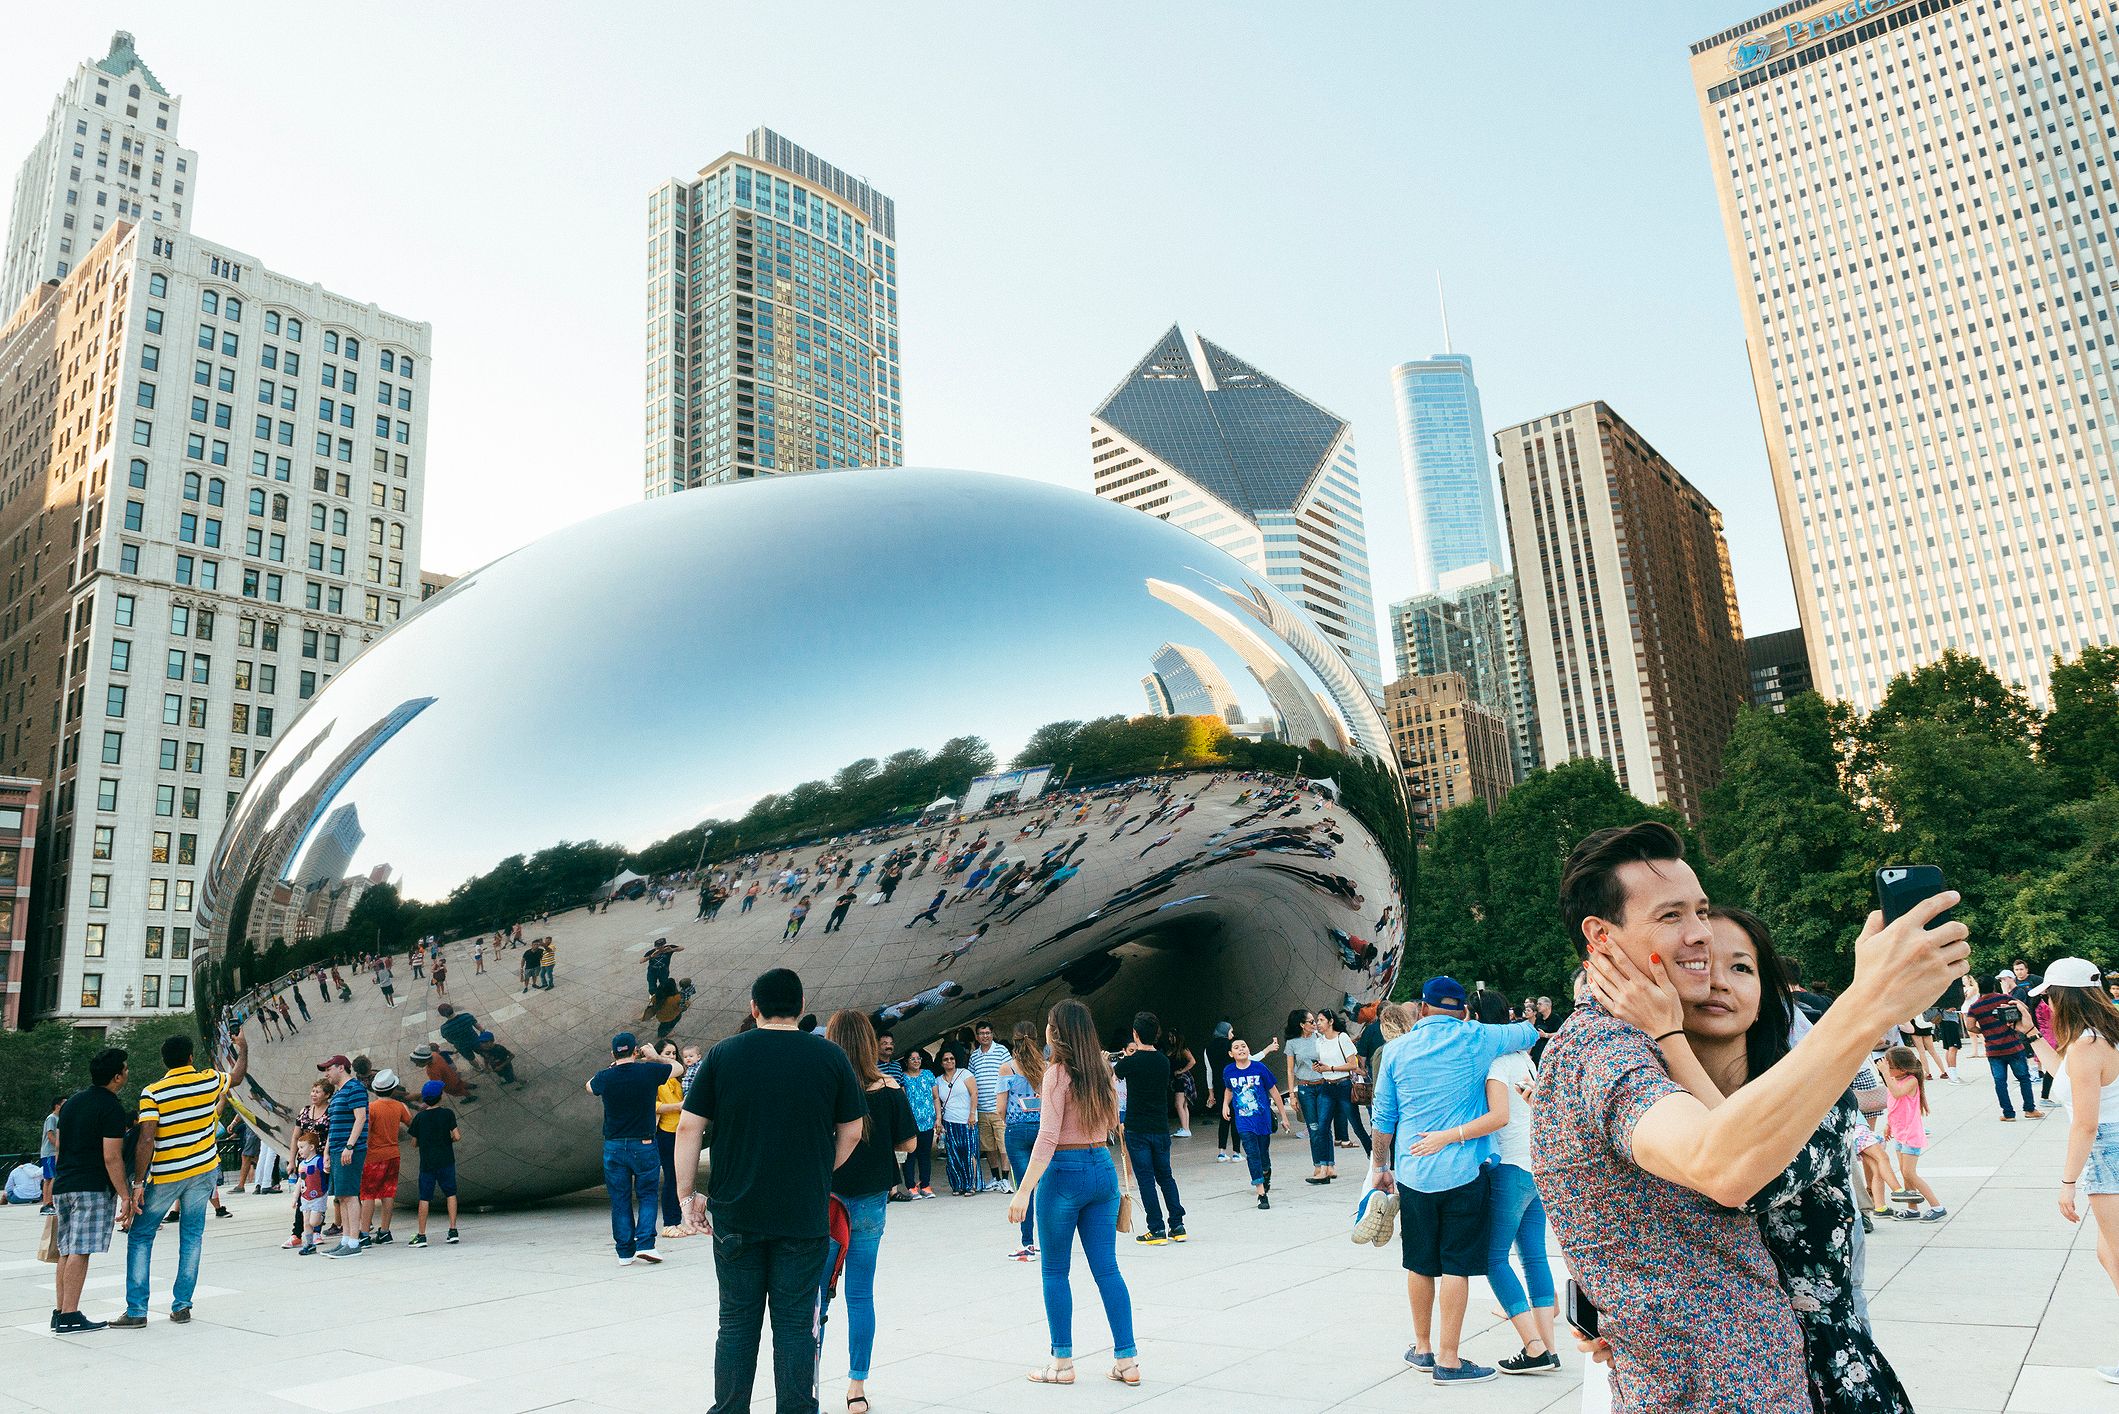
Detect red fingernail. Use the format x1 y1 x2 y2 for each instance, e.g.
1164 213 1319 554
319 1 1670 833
1650 953 1662 966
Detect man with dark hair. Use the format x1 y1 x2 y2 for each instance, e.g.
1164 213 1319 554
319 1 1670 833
1117 1011 1186 1244
1532 821 1967 1412
117 1030 249 1325
968 1020 1011 1192
677 967 865 1414
51 1048 131 1332
1783 958 1832 1025
317 1054 369 1258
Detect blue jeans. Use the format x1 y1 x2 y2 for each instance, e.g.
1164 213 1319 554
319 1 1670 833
820 1190 887 1380
1124 1130 1185 1236
1238 1130 1271 1186
126 1169 218 1316
603 1138 659 1258
1484 1162 1554 1318
1006 1122 1040 1245
1034 1148 1135 1360
1990 1053 2037 1117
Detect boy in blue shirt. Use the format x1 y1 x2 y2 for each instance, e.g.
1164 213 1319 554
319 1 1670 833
1221 1038 1285 1209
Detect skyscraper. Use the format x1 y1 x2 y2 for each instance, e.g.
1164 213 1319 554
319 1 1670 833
0 220 429 1025
1387 561 1540 780
1 33 194 319
1495 402 1747 821
1689 1 2119 710
1140 642 1242 722
1383 672 1513 834
1745 626 1814 713
645 128 901 497
1091 325 1385 698
1392 352 1504 593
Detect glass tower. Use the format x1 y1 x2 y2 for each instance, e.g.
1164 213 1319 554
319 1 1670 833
645 128 901 497
1391 353 1503 593
1091 325 1385 700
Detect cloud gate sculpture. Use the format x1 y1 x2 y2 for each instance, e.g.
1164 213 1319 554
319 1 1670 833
197 469 1409 1203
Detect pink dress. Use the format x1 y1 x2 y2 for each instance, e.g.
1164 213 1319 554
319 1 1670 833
1886 1088 1927 1152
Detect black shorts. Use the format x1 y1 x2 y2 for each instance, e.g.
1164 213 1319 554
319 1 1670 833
1399 1172 1489 1278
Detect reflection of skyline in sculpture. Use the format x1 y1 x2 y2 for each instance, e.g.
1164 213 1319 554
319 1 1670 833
1140 642 1242 723
196 469 1404 1203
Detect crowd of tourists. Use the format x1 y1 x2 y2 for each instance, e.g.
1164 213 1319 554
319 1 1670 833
53 811 2119 1414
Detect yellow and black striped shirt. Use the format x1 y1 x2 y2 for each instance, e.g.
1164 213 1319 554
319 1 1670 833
138 1064 229 1184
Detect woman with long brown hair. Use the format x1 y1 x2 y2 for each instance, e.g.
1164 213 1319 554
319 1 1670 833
821 1009 917 1414
1005 999 1139 1387
2019 958 2119 1385
999 1020 1046 1261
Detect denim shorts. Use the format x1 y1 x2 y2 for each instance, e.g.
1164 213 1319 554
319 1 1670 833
1890 1139 1923 1158
2083 1124 2119 1197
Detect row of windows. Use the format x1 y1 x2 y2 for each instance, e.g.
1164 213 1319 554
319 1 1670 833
77 973 185 1010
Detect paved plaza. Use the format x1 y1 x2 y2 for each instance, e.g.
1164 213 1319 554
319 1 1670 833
1 1061 2114 1412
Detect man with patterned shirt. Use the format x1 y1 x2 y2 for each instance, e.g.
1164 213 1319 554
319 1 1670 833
1532 823 1966 1413
114 1030 249 1327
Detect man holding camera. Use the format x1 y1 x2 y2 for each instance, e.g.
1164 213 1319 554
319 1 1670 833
1967 971 2044 1121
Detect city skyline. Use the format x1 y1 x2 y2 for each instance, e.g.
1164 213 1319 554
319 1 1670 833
0 3 1809 652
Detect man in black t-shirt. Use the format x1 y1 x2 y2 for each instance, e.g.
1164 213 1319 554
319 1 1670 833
405 1081 461 1247
52 1047 132 1333
1116 1011 1186 1243
586 1033 671 1265
678 967 864 1414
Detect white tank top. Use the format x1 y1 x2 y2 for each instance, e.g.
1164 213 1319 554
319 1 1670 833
2053 1035 2119 1118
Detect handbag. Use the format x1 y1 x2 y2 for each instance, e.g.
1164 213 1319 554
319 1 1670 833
1110 1128 1136 1235
1351 1079 1373 1107
37 1212 59 1264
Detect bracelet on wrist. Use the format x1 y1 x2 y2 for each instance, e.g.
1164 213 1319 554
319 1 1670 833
1653 1029 1684 1044
2063 1178 2079 1185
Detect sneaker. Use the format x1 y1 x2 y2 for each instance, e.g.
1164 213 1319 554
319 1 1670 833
298 1242 317 1255
54 1311 108 1334
48 1309 59 1331
109 1313 148 1328
2097 1365 2119 1385
1352 1188 1399 1247
1257 1194 1270 1210
446 1228 459 1244
327 1242 363 1258
635 1249 663 1265
616 1255 634 1265
169 1307 191 1324
1404 1349 1436 1376
281 1236 302 1249
1008 1245 1034 1261
1890 1207 1923 1221
1172 1129 1190 1137
1169 1226 1187 1243
1136 1232 1168 1245
1887 1189 1920 1201
2001 1114 2018 1122
1216 1153 1232 1163
1499 1348 1561 1376
373 1231 394 1245
38 1204 54 1216
2026 1110 2047 1119
1919 1207 1948 1222
1433 1360 1498 1386
408 1234 428 1248
324 1223 343 1236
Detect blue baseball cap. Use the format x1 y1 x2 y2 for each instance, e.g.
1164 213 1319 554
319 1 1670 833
611 1030 637 1054
420 1079 445 1103
1421 976 1468 1011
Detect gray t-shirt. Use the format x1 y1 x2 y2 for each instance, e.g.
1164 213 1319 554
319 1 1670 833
41 1112 60 1159
1286 1035 1322 1085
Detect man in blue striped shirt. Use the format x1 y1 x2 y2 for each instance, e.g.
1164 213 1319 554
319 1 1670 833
968 1023 1010 1192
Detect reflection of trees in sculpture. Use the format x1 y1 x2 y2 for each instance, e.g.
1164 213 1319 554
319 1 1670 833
235 717 1412 980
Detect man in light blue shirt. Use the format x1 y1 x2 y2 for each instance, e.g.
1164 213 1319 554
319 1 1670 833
1368 976 1538 1388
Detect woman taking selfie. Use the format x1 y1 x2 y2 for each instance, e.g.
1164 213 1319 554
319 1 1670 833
1006 998 1139 1388
1588 906 1912 1414
2017 957 2119 1386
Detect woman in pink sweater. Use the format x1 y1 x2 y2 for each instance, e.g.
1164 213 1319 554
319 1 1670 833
1006 999 1139 1388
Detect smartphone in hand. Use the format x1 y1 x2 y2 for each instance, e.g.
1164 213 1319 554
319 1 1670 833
1565 1278 1601 1340
1876 866 1951 928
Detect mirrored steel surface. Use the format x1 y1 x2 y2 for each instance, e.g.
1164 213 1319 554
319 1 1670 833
197 469 1406 1203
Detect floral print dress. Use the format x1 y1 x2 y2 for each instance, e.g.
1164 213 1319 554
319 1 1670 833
1746 1096 1914 1414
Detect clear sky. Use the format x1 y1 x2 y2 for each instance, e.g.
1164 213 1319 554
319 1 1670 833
2 0 1800 637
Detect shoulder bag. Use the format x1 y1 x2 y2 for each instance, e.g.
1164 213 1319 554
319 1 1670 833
1109 1125 1136 1234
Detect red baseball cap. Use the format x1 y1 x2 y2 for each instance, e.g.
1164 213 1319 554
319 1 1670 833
316 1054 350 1071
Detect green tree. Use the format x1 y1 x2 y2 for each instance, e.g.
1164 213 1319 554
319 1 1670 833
1473 758 1685 1000
1701 696 1882 989
1405 801 1493 996
1870 715 2070 957
1851 650 2038 792
1999 793 2119 970
2041 645 2119 803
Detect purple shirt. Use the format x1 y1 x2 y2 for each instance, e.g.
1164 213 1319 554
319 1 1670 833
1531 1001 1806 1414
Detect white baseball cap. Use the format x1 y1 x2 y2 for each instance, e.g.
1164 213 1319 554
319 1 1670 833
2030 957 2103 996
